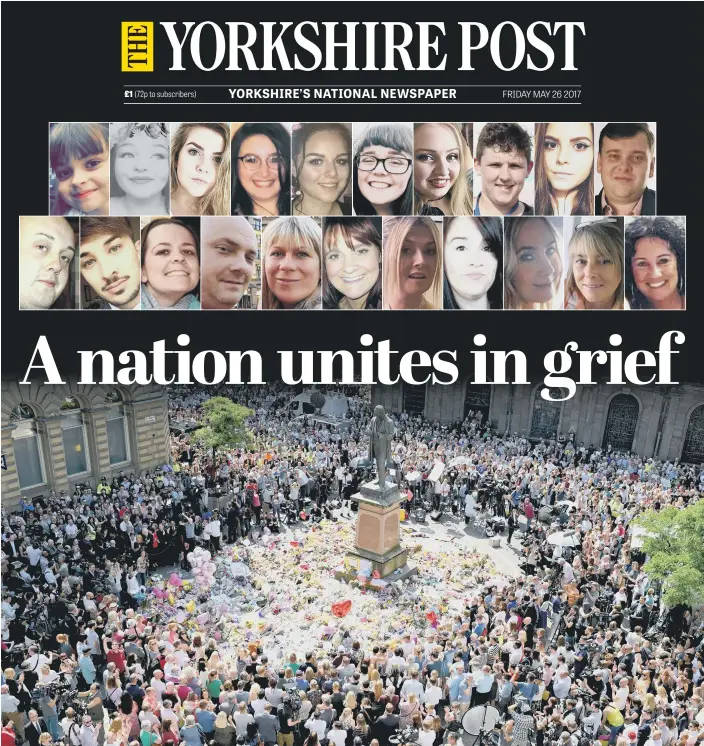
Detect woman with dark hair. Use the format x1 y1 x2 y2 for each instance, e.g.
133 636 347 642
534 123 594 216
49 123 110 216
625 216 686 310
443 216 503 309
292 123 352 216
140 218 201 309
322 217 382 309
231 123 291 216
353 123 413 216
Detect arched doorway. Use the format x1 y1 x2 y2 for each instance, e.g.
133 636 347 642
682 404 704 464
10 404 46 489
403 383 426 416
464 384 491 424
602 394 639 451
529 390 565 439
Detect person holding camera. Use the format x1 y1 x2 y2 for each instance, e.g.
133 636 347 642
506 701 534 746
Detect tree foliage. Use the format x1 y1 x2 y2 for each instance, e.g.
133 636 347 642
193 397 254 454
634 500 704 607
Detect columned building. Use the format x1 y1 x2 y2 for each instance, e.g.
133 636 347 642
1 380 170 509
373 380 704 464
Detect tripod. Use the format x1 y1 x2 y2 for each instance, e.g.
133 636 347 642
463 705 501 746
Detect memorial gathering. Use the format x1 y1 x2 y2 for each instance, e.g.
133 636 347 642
2 381 703 746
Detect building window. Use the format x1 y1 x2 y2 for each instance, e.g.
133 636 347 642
105 388 122 404
403 383 427 417
61 395 81 411
602 394 639 452
530 389 567 440
106 389 130 465
10 405 45 489
464 384 491 423
682 404 704 464
61 412 89 476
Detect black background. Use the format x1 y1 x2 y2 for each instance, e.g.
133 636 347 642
2 3 700 384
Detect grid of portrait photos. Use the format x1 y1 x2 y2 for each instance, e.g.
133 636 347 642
21 120 683 311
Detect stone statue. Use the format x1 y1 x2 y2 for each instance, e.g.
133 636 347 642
369 404 394 486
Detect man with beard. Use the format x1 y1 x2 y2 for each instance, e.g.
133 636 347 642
78 217 141 309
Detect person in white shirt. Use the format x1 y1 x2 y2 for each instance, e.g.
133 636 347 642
150 671 166 699
417 718 437 746
27 543 43 567
425 672 443 709
327 721 347 746
401 635 415 658
126 572 141 597
61 710 82 746
139 704 161 729
612 679 630 711
386 649 407 676
400 670 425 702
0 686 23 736
553 670 572 700
559 558 575 585
79 715 100 746
509 642 524 667
201 520 212 547
171 645 189 667
304 709 328 742
209 515 222 551
251 694 267 717
23 648 52 676
644 729 664 746
83 593 98 613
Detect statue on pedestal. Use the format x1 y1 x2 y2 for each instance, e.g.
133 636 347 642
368 405 394 486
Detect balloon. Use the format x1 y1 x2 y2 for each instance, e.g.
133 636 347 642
175 612 187 623
186 553 194 562
331 600 352 617
168 593 175 606
185 600 196 612
197 613 209 624
214 632 222 640
169 573 182 586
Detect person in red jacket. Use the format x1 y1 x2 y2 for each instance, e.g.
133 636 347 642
106 642 127 673
1 719 17 746
523 497 535 531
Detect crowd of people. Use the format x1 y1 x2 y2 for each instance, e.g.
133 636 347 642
2 384 703 746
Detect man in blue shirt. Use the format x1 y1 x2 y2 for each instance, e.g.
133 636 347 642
195 703 216 737
78 650 96 686
448 665 465 705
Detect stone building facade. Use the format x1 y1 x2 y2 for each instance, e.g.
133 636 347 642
373 380 704 464
1 380 170 509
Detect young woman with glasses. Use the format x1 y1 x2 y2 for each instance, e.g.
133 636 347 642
231 123 291 216
353 123 414 216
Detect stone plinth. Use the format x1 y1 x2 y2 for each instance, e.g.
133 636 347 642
340 479 417 583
